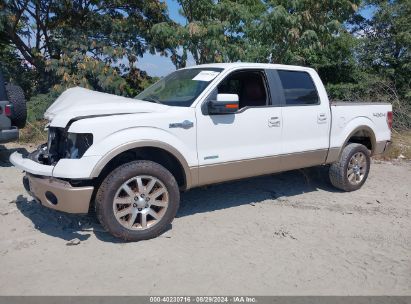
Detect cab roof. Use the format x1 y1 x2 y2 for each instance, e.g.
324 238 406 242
183 62 315 73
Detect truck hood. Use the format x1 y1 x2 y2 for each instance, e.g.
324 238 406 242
45 87 169 127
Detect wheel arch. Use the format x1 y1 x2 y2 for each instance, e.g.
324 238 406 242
343 125 377 155
328 125 377 163
90 141 193 190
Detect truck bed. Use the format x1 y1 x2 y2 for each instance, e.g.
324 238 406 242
329 102 392 155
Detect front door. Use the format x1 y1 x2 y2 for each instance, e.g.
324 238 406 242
195 69 283 186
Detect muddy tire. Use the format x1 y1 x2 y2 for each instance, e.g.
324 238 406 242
5 83 26 128
95 160 180 241
329 143 371 192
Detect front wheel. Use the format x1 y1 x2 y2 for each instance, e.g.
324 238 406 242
95 160 180 241
329 143 371 192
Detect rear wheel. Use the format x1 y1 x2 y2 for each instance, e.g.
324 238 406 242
329 143 370 192
95 160 180 241
5 84 26 128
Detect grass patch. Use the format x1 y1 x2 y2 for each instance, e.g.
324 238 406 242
379 130 411 160
18 120 47 145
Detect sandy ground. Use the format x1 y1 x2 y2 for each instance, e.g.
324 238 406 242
0 144 410 296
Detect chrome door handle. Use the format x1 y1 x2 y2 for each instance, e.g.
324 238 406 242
169 120 194 129
317 113 327 124
268 117 281 127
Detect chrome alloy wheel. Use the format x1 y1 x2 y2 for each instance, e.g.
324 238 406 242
347 152 367 185
112 175 169 230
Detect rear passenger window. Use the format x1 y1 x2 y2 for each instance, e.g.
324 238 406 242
277 70 319 106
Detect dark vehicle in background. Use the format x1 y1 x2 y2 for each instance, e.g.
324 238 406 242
0 69 27 143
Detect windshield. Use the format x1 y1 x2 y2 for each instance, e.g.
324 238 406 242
136 68 223 107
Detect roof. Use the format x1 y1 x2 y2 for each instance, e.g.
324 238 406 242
183 62 315 72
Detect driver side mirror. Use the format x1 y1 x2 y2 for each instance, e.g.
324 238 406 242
208 94 239 115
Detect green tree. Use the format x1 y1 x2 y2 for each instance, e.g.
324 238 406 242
244 0 361 66
357 1 411 100
152 0 361 74
151 0 264 67
346 0 411 129
0 0 170 95
0 43 37 97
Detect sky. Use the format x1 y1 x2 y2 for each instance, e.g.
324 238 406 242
138 1 377 77
137 0 187 77
166 0 186 24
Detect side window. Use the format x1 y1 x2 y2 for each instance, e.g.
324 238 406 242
217 70 268 109
277 70 319 106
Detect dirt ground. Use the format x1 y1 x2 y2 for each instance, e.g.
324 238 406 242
0 143 410 295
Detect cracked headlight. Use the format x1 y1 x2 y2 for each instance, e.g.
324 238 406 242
66 133 93 159
47 127 56 153
47 127 93 163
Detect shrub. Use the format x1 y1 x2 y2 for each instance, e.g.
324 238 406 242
27 93 57 122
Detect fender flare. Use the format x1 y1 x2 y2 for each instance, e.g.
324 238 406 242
328 125 377 163
90 140 194 189
342 125 377 154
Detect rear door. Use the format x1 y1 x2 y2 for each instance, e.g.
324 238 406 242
275 69 330 160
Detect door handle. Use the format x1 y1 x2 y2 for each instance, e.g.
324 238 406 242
268 117 281 127
317 113 327 124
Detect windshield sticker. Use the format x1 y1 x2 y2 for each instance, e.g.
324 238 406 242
192 71 220 82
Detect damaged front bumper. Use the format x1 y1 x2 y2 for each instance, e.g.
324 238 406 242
10 149 95 214
23 174 94 214
10 143 101 179
10 150 54 176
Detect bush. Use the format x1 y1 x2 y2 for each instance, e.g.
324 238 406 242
27 92 57 122
326 77 411 131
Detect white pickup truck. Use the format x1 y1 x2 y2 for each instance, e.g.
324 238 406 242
10 63 392 241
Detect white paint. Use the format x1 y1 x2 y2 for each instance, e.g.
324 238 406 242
281 69 330 156
216 94 239 102
45 87 169 127
10 63 392 182
9 152 53 176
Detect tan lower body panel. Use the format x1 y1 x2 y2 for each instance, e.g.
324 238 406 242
374 140 391 155
192 149 328 187
326 140 391 164
26 174 94 214
325 147 341 164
